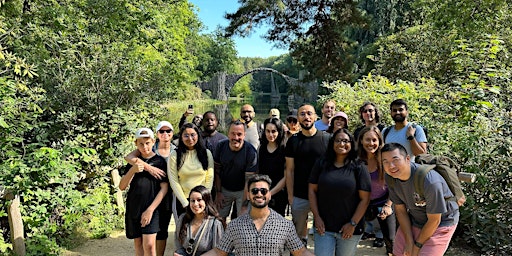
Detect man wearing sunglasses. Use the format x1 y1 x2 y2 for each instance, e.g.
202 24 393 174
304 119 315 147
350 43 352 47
204 175 314 256
353 102 385 142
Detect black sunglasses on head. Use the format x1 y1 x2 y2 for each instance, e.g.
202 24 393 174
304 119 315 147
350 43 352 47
250 187 269 196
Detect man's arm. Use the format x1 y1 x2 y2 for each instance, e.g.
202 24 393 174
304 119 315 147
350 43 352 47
291 247 314 256
125 149 166 179
285 157 295 205
412 213 442 256
395 203 415 256
407 125 427 155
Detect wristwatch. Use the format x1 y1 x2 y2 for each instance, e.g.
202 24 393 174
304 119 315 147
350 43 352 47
407 135 415 140
349 219 357 226
414 241 423 248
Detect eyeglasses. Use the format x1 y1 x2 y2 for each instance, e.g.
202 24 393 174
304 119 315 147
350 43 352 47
186 238 195 254
183 133 197 139
299 111 315 117
287 118 297 123
241 110 253 113
362 109 375 113
158 129 172 134
334 139 351 145
250 187 269 196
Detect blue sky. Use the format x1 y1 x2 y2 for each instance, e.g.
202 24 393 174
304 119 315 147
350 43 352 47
189 1 288 58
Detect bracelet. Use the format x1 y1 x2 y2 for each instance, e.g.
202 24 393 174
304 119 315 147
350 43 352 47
414 241 423 248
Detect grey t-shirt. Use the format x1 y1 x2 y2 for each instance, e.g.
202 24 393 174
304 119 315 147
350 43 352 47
388 163 459 228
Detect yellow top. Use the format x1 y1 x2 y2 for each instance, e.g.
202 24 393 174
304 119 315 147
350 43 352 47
168 149 214 207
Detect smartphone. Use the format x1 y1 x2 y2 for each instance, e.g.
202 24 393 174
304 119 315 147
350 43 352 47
188 104 193 109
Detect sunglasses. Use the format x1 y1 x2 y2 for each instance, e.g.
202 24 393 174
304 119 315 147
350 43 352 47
158 129 172 134
250 187 269 196
287 118 297 123
186 238 195 254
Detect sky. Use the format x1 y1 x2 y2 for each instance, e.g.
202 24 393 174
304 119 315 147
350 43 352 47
188 1 289 58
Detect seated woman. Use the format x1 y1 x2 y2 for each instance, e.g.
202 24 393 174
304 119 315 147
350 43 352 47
174 185 225 256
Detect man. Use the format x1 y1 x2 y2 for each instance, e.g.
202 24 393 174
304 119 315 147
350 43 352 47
381 143 459 256
285 104 330 244
203 174 314 256
383 99 427 161
269 108 280 119
285 109 300 141
201 111 227 156
213 120 258 219
240 104 261 149
314 99 336 131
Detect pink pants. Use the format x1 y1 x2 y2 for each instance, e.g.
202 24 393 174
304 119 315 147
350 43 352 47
393 224 457 256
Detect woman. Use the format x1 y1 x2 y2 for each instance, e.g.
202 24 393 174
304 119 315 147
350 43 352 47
169 123 214 219
353 102 385 141
309 129 371 256
124 121 175 256
284 109 300 142
357 126 396 255
326 111 349 134
174 185 224 256
258 117 287 215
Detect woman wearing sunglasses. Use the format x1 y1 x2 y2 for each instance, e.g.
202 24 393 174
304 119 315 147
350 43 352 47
174 185 225 256
309 129 371 256
258 117 287 216
169 123 214 221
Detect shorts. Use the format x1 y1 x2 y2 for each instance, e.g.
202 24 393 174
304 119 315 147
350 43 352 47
125 210 160 239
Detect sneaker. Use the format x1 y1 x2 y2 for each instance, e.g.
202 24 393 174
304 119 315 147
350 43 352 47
373 238 384 248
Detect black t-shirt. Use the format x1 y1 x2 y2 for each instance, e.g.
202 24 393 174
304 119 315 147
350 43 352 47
213 140 258 191
258 145 286 190
309 160 371 233
120 154 168 219
284 131 330 199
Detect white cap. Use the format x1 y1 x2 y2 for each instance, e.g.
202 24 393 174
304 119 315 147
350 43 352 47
156 121 173 132
135 128 154 139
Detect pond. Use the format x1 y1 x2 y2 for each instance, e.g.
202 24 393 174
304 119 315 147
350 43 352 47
165 94 293 134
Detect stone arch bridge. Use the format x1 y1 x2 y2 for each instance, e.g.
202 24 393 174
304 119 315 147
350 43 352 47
196 68 318 108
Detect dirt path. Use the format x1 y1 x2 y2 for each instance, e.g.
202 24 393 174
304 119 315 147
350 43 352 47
63 219 387 256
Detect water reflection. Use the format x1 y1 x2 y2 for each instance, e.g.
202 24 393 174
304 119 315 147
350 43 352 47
170 95 291 134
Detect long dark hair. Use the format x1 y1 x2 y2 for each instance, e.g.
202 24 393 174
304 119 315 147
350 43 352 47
259 117 285 147
178 185 225 243
324 128 357 168
176 123 208 170
357 125 384 183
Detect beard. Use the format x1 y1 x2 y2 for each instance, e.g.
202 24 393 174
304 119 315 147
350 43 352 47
251 198 269 208
300 122 314 130
392 115 406 122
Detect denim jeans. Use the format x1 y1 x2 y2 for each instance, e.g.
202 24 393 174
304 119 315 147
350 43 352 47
314 230 361 256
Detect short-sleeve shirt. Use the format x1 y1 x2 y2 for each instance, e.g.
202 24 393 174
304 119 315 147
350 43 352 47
383 123 427 161
213 140 258 191
284 131 330 199
217 209 303 256
202 131 227 156
120 155 168 219
309 160 371 233
388 163 459 228
314 119 329 131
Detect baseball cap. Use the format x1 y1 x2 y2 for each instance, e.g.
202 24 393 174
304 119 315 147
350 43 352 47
135 128 155 139
287 109 298 119
269 108 280 119
330 111 349 125
156 121 173 132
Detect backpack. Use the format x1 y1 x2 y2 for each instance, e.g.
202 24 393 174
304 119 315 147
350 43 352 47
386 153 466 206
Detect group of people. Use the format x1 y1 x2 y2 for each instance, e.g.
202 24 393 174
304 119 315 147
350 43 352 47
119 99 460 256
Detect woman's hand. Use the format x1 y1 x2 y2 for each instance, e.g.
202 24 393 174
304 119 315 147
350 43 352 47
340 223 355 240
379 204 393 220
140 209 154 227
